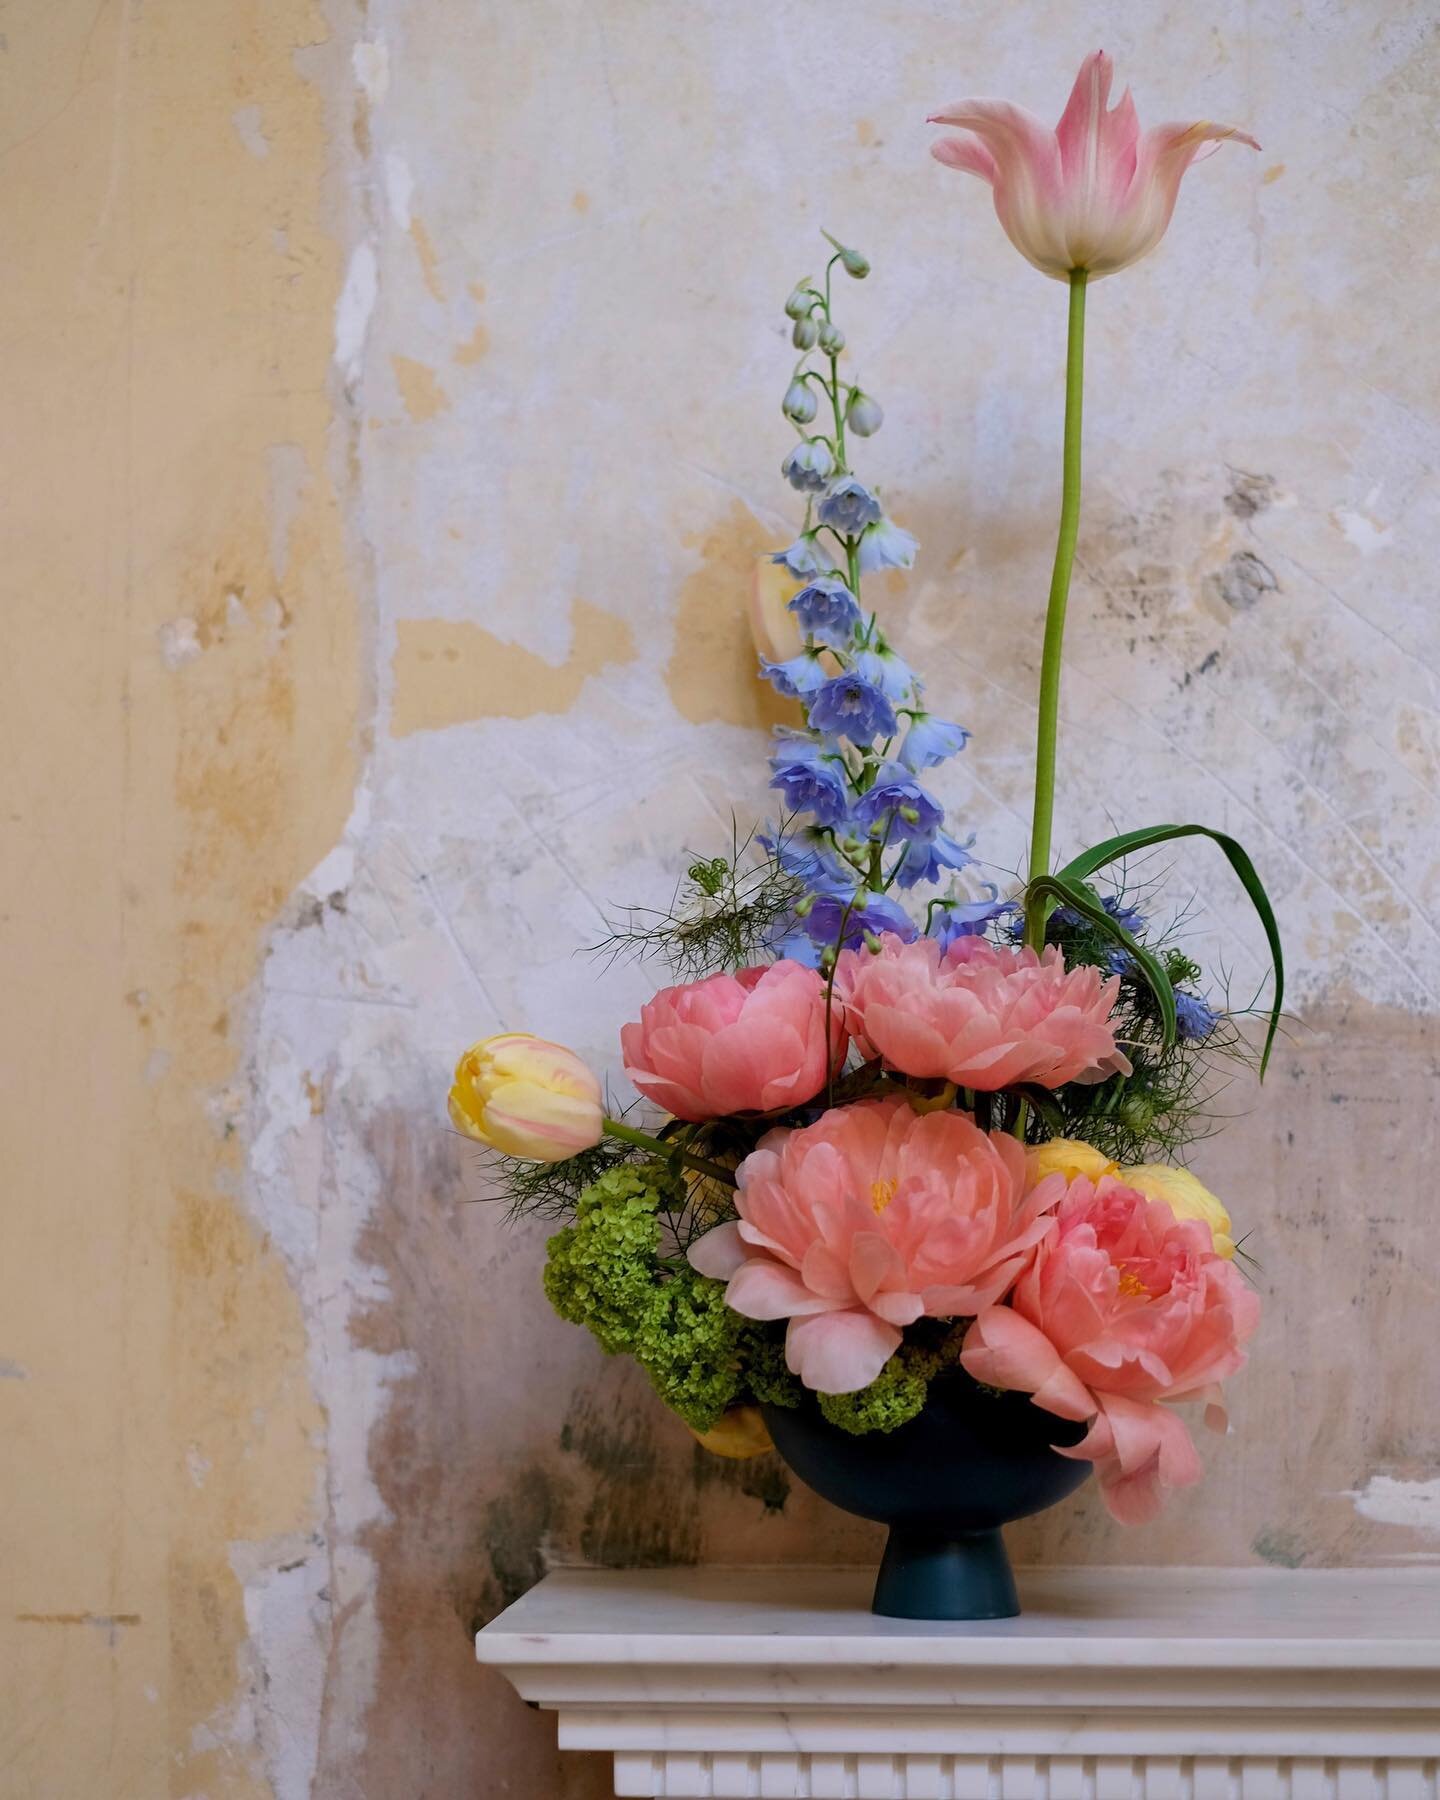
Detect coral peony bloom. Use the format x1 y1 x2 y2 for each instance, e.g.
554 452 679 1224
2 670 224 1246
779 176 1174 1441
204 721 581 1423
688 1097 1062 1394
961 1175 1259 1523
621 961 844 1123
836 934 1130 1091
449 1033 604 1162
929 50 1259 281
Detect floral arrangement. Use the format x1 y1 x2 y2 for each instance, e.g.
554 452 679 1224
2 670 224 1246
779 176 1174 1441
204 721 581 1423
448 54 1280 1528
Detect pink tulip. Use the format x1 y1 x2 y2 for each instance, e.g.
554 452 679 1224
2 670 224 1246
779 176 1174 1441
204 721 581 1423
835 933 1130 1092
929 50 1259 280
961 1175 1260 1523
688 1096 1062 1393
620 961 844 1123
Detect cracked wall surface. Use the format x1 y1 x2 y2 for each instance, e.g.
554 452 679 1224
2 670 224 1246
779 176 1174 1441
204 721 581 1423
2 3 1438 1797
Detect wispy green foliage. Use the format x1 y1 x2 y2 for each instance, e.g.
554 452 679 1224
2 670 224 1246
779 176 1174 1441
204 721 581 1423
591 819 804 982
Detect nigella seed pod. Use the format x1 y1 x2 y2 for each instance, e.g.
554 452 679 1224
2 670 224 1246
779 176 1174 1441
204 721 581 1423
784 283 815 320
847 390 884 437
792 315 820 349
818 321 846 354
782 380 818 424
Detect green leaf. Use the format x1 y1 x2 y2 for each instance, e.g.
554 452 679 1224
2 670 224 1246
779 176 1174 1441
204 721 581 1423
1011 1083 1068 1137
1026 871 1177 1048
1056 823 1285 1077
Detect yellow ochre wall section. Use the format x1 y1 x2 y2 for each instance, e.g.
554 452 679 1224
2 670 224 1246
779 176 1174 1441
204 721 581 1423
2 4 1438 1797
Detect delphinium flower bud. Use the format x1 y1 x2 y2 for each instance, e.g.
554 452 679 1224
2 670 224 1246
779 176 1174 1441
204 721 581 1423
823 230 870 278
792 314 820 349
782 379 818 424
784 283 815 319
846 389 883 437
817 320 846 354
780 439 835 493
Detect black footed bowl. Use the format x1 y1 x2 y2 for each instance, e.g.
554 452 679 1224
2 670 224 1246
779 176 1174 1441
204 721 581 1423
762 1372 1090 1621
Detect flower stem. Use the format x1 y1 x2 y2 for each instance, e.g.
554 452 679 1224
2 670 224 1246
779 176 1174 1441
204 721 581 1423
1024 268 1088 951
601 1117 737 1186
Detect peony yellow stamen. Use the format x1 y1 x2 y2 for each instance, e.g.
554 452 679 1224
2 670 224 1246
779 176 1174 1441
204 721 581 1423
870 1177 898 1215
1116 1264 1150 1300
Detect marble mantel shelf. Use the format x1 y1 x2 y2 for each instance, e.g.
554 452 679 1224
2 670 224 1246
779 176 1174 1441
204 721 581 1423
476 1565 1440 1799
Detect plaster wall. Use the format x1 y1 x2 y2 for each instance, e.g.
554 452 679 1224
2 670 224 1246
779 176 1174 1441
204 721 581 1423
2 3 1437 1796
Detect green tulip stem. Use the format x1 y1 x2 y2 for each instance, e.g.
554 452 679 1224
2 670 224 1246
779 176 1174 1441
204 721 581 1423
1025 268 1088 952
601 1118 737 1187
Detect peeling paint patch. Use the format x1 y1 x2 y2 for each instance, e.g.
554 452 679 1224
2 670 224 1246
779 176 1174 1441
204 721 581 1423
409 216 446 302
391 354 449 422
382 149 413 228
157 617 203 668
389 600 634 734
334 239 378 383
0 1359 27 1380
452 319 489 365
1346 1474 1440 1533
231 104 270 159
1333 506 1394 554
351 39 389 106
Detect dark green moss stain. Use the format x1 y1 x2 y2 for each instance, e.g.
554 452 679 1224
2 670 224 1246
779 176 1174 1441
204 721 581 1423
1252 1525 1308 1568
464 1464 566 1632
691 1442 791 1514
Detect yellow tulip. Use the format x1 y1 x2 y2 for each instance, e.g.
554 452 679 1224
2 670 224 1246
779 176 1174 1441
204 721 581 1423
1122 1163 1236 1259
448 1032 604 1163
690 1405 775 1460
1027 1137 1117 1186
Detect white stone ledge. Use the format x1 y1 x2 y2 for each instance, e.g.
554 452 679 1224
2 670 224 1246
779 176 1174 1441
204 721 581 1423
477 1566 1440 1798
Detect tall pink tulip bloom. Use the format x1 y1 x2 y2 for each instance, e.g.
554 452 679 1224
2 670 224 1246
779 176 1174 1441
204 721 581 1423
929 50 1259 280
835 934 1130 1091
961 1175 1260 1523
688 1097 1062 1394
621 961 844 1123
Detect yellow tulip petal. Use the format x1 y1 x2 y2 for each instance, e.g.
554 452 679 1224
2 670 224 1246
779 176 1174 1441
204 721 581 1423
1027 1137 1117 1187
690 1405 775 1460
1122 1162 1235 1258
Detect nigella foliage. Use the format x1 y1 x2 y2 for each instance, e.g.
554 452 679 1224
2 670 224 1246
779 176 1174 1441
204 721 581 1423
1030 876 1255 1167
591 821 807 982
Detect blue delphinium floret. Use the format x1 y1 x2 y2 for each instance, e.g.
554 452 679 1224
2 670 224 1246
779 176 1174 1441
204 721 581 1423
893 829 975 890
851 770 944 842
770 756 850 827
816 476 883 536
787 576 862 649
771 534 837 578
857 517 917 572
853 642 917 703
898 712 971 773
807 673 897 744
1174 990 1219 1041
781 440 835 493
760 649 830 699
802 888 917 949
929 890 1017 947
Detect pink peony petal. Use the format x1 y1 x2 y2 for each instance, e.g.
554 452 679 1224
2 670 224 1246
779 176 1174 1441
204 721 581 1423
687 1222 748 1280
785 1309 902 1394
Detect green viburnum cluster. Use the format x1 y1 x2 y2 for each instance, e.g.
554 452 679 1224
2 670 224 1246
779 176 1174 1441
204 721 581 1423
543 1164 800 1432
816 1325 970 1436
